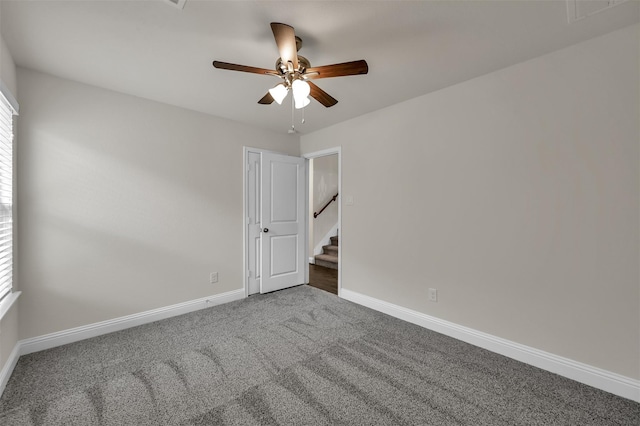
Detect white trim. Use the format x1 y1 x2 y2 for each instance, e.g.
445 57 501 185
303 147 342 296
19 289 245 356
0 290 245 399
566 0 629 24
0 291 20 322
0 79 18 114
243 147 250 298
164 0 187 10
341 288 640 403
304 157 310 285
303 147 342 158
0 342 20 398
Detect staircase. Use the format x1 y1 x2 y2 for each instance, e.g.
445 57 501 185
314 235 339 270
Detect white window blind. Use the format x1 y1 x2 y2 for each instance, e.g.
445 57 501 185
0 92 15 302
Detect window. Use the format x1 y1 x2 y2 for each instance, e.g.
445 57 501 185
0 85 17 303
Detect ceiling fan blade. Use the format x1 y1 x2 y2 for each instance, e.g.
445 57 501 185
258 92 275 105
304 60 368 80
212 61 277 76
308 82 338 108
270 22 298 70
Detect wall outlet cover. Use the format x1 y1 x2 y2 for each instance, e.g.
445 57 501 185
428 288 438 302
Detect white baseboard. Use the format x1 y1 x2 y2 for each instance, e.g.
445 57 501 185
4 288 638 403
0 342 20 398
309 257 315 264
340 288 640 403
19 289 245 356
0 289 245 399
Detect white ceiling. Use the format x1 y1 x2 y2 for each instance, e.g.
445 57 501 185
1 0 638 134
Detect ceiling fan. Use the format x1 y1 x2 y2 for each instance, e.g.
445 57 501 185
212 22 368 109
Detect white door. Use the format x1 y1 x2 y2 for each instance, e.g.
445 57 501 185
260 152 306 293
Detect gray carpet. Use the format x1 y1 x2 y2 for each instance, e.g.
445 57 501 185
0 285 638 425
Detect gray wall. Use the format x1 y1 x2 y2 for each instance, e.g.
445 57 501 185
301 24 639 379
16 69 298 339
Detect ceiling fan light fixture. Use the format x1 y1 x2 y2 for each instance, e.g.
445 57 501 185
268 83 288 104
212 22 368 113
292 79 310 109
294 97 311 109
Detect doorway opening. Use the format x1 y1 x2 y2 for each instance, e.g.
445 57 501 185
304 148 341 296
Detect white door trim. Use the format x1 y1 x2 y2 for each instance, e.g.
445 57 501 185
303 147 342 296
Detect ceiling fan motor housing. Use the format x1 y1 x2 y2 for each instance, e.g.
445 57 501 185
276 55 311 76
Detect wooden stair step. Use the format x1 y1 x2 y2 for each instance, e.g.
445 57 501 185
314 254 338 270
322 245 339 256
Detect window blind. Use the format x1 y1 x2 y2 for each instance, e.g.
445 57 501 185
0 93 14 302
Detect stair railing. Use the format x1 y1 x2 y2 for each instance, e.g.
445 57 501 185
314 193 338 218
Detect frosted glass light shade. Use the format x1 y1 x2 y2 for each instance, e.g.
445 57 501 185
268 84 288 104
294 97 310 109
292 79 311 109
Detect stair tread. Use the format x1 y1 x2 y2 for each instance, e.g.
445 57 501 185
323 247 338 256
315 254 338 262
322 245 339 250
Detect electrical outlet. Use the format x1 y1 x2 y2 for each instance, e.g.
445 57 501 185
210 272 219 284
428 288 438 302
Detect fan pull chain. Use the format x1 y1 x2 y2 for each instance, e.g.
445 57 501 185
290 92 295 132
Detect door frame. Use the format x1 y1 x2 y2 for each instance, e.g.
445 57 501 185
303 147 342 296
242 147 309 297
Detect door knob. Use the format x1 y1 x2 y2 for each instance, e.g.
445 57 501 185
262 228 269 233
